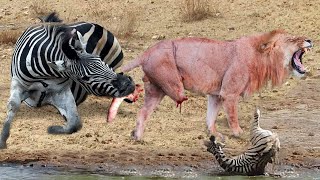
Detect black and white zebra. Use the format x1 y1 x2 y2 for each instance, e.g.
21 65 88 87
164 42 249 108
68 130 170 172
0 14 135 149
205 109 280 176
39 12 127 105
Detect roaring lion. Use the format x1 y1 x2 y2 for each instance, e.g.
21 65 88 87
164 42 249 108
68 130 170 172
121 30 312 141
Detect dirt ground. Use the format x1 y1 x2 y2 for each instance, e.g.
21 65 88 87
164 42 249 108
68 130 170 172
0 0 319 177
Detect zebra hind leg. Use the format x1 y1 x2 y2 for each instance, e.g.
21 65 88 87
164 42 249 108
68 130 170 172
47 89 82 134
0 80 29 149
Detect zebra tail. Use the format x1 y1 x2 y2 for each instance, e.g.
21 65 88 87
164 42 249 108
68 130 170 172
121 56 144 72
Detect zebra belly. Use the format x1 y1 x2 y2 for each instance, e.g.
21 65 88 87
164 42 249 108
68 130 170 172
21 78 72 107
24 91 48 107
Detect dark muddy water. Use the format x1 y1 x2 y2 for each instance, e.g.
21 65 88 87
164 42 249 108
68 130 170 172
0 164 319 180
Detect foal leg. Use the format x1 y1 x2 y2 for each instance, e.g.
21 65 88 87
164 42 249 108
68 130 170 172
133 82 165 141
47 88 82 134
0 80 29 149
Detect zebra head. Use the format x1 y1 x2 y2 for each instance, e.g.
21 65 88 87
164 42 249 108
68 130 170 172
49 28 135 97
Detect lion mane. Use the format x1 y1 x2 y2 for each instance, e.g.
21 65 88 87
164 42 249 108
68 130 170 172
245 30 306 95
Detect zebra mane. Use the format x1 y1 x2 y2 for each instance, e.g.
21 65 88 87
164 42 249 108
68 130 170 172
39 12 63 23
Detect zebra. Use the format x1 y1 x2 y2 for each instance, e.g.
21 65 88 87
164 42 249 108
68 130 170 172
39 12 129 105
204 108 280 176
0 15 135 149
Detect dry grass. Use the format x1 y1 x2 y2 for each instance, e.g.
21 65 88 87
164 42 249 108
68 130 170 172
86 0 112 20
0 29 22 45
29 0 53 18
180 0 212 22
115 9 139 39
70 0 140 39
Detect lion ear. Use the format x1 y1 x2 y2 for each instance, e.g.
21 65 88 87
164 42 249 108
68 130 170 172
259 41 275 53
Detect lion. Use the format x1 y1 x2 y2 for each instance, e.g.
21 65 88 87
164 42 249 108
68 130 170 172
121 30 312 141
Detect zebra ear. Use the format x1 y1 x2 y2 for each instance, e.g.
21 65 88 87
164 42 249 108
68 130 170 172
76 31 86 51
62 29 86 60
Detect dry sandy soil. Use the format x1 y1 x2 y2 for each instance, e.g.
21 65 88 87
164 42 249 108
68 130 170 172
0 0 319 177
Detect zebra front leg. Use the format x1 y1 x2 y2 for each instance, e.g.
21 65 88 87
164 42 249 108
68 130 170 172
48 88 82 134
0 80 29 149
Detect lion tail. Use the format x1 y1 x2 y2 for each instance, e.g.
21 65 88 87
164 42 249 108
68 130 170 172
121 55 144 72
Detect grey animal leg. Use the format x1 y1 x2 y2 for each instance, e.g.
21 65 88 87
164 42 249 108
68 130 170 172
47 88 82 134
0 80 29 149
133 82 165 141
206 95 224 141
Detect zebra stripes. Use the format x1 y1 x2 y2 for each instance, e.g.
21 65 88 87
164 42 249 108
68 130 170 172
0 14 135 149
205 108 280 175
40 13 125 104
69 22 125 104
69 22 123 69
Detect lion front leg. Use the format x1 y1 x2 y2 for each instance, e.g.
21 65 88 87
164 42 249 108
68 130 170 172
221 95 243 137
47 88 82 134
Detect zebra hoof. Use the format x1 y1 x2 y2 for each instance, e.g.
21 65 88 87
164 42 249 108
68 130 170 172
48 125 66 134
209 135 216 142
48 124 81 134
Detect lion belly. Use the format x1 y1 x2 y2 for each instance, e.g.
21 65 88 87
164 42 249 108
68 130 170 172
179 65 223 95
173 39 235 95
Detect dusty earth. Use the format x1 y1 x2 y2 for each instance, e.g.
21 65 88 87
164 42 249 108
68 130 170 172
0 0 319 177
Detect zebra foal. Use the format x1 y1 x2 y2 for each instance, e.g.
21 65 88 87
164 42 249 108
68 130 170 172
0 16 135 149
205 109 280 176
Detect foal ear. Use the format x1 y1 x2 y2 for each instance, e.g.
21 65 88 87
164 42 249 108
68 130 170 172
70 29 86 52
76 31 86 50
62 29 87 60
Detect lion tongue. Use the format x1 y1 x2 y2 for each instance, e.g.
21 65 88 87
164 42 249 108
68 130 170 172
293 51 305 72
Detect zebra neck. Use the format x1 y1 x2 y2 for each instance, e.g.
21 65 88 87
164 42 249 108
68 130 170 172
250 116 261 136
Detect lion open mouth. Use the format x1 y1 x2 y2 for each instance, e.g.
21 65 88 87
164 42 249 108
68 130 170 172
292 48 310 74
